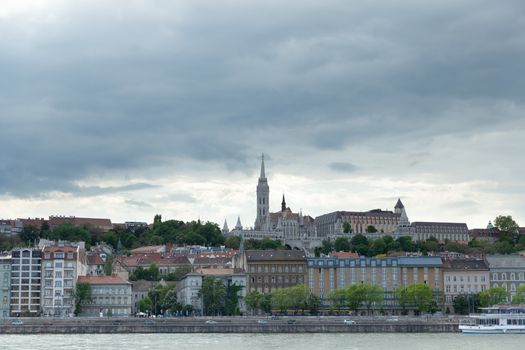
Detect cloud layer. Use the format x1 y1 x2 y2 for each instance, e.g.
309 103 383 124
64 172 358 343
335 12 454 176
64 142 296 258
1 0 524 228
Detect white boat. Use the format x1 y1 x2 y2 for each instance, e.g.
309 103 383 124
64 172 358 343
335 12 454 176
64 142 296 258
459 306 525 334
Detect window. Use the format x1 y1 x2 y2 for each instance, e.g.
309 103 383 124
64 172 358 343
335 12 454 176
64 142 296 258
55 252 64 259
67 253 74 259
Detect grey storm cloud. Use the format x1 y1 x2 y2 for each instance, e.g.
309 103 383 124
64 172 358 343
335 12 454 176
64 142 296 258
329 162 359 173
0 0 524 197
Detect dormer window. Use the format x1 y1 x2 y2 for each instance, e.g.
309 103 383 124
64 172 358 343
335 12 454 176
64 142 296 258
55 252 64 259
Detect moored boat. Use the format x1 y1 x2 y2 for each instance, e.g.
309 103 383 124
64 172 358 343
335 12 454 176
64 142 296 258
459 305 525 334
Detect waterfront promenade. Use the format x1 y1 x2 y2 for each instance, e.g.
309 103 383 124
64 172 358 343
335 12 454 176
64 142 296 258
0 316 463 334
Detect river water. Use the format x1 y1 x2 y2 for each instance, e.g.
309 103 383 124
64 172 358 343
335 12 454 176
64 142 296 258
0 333 523 350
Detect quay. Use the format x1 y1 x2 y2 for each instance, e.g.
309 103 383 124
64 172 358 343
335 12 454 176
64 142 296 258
0 316 462 334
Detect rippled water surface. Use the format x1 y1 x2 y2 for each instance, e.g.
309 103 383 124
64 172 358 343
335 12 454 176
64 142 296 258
1 333 524 350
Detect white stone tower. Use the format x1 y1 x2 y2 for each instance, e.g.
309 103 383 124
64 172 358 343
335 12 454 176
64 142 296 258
254 154 270 230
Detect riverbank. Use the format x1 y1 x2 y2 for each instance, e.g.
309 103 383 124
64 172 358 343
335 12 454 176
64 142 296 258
0 316 462 334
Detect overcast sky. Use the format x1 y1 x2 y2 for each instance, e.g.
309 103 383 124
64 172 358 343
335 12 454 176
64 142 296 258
1 0 524 229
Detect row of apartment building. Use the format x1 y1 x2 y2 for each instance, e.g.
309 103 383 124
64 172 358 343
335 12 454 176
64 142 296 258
0 244 131 318
227 250 525 313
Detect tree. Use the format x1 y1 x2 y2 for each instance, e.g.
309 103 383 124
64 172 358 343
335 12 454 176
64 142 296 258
362 284 384 315
452 294 469 315
350 234 369 256
103 254 114 276
74 283 93 315
164 265 192 281
346 284 367 311
343 222 352 234
224 283 243 316
49 223 91 245
245 290 262 315
494 215 519 235
129 264 161 281
512 285 525 305
329 288 348 312
224 236 241 250
199 277 227 316
479 287 508 307
366 225 378 233
271 288 289 313
21 225 40 245
320 240 333 255
259 293 272 314
162 286 181 315
307 292 321 315
395 284 434 314
139 296 153 313
334 237 350 252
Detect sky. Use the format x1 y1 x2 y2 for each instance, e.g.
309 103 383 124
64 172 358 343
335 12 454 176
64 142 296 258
1 0 524 229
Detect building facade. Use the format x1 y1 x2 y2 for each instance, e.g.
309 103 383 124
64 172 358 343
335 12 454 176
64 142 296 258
307 256 444 313
226 155 318 249
315 199 407 240
10 248 42 316
442 259 489 309
77 276 132 317
233 250 307 293
41 244 87 317
486 255 525 302
0 255 11 318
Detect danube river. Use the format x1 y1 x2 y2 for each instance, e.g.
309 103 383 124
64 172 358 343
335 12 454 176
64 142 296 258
0 333 524 350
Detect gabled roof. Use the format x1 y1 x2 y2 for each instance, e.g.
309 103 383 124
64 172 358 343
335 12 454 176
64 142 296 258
486 255 525 268
87 253 105 265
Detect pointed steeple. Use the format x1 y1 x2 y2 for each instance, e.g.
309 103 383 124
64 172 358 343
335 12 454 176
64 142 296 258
399 207 410 227
239 232 245 252
394 198 404 214
222 219 229 234
235 216 243 230
281 194 286 212
260 153 266 179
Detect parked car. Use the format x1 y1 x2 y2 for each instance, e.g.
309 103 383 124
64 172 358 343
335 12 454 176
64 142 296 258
343 319 356 325
11 320 24 325
112 320 122 325
257 319 268 324
144 320 155 325
287 319 297 324
386 317 399 322
205 320 217 324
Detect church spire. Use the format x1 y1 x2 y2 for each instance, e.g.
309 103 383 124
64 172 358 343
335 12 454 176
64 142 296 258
260 153 266 179
281 194 286 212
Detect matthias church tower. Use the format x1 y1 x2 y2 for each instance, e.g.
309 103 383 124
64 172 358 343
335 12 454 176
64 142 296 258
254 154 270 230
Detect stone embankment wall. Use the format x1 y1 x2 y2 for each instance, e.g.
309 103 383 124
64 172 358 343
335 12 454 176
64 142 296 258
0 318 460 334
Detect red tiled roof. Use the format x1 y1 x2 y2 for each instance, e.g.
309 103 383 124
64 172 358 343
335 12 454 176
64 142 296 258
121 253 190 267
131 245 165 253
78 275 130 285
329 251 360 259
87 253 105 265
43 246 78 253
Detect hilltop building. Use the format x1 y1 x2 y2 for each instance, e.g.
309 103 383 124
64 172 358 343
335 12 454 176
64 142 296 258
224 155 318 250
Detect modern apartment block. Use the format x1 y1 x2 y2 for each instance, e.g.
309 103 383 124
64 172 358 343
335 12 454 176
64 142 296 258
307 255 444 313
0 255 11 318
41 243 87 316
10 248 42 316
